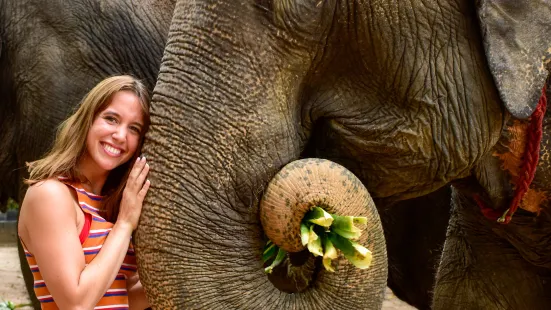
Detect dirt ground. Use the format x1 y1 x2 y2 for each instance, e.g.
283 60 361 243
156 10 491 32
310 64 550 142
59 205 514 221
0 244 414 309
0 245 33 309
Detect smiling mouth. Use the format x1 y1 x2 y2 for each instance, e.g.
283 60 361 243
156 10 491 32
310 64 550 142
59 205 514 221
102 143 123 157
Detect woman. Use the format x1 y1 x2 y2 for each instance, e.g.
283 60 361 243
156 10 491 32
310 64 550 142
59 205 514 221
18 75 152 309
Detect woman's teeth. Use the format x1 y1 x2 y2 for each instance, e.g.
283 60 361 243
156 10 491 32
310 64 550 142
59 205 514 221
103 143 121 155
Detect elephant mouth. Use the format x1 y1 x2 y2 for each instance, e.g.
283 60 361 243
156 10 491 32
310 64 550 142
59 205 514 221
264 249 318 293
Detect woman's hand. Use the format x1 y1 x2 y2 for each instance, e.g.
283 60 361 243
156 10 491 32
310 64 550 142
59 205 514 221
118 156 150 230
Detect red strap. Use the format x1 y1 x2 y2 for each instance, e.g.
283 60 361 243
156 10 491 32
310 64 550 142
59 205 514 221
79 212 92 244
498 84 547 224
476 83 547 223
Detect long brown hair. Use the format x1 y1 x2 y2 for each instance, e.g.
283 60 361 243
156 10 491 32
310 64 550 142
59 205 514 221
26 75 151 222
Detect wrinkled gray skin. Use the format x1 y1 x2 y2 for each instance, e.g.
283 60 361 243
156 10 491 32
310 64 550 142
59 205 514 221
434 189 551 309
136 0 551 309
431 2 551 309
0 1 446 309
0 0 174 308
434 86 551 309
0 0 174 209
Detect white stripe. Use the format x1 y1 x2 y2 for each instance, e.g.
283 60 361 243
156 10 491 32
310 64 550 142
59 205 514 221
34 280 45 284
90 228 112 233
29 265 38 268
121 263 136 267
92 213 106 220
106 288 127 293
37 294 52 300
83 245 103 251
94 305 128 309
75 187 103 198
80 202 99 211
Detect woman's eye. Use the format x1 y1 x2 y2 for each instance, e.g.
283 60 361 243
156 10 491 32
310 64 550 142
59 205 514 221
130 127 141 134
104 116 117 123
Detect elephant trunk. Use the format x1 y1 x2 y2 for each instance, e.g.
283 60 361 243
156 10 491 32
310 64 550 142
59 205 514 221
136 0 388 307
259 158 388 302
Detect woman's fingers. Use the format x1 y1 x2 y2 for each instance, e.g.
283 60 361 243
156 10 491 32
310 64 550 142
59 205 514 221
136 162 150 187
138 180 151 201
128 157 147 189
128 159 142 184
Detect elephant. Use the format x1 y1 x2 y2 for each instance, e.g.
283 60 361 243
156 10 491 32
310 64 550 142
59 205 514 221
0 0 175 307
1 0 448 309
433 84 551 308
0 0 175 210
431 3 551 309
133 0 551 309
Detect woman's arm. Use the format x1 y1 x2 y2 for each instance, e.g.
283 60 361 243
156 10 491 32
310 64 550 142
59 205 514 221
127 273 150 310
19 159 150 310
20 180 134 309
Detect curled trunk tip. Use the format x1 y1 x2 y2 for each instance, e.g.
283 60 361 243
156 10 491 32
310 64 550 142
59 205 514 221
260 158 375 252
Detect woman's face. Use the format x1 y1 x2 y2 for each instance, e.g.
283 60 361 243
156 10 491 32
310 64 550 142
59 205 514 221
84 90 145 173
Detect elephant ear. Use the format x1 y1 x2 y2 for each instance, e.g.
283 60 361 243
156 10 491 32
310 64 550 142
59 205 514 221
477 0 551 119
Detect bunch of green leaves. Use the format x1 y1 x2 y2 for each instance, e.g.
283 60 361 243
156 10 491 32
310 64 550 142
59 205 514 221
7 198 19 211
0 300 31 310
263 206 372 273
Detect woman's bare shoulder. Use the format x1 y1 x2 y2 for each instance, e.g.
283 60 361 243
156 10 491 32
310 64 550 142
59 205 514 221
19 179 79 252
25 178 71 199
21 179 77 218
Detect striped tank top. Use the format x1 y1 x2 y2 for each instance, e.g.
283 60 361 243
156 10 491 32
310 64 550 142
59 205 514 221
21 180 137 309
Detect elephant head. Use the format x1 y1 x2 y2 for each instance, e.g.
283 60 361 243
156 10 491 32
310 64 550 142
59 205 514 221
135 0 551 308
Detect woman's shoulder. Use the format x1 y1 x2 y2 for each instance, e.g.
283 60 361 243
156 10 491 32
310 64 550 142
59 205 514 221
23 178 76 210
26 178 71 197
19 179 80 251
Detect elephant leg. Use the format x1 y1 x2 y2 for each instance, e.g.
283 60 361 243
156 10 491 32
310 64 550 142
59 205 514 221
433 189 551 310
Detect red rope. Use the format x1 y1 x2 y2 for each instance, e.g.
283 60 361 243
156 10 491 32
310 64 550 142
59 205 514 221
473 194 503 220
497 84 547 224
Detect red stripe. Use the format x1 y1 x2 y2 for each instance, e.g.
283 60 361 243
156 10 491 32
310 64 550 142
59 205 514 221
79 212 92 244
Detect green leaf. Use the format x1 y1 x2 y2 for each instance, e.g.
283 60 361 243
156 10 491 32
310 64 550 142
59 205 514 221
332 227 361 240
322 238 338 272
300 223 310 246
327 232 372 269
303 206 334 227
353 216 367 225
264 248 287 274
331 214 363 240
262 242 278 263
307 225 323 256
323 238 338 260
322 257 335 272
347 243 372 269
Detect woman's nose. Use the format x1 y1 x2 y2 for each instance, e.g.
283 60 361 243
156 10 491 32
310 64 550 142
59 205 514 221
112 126 127 141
